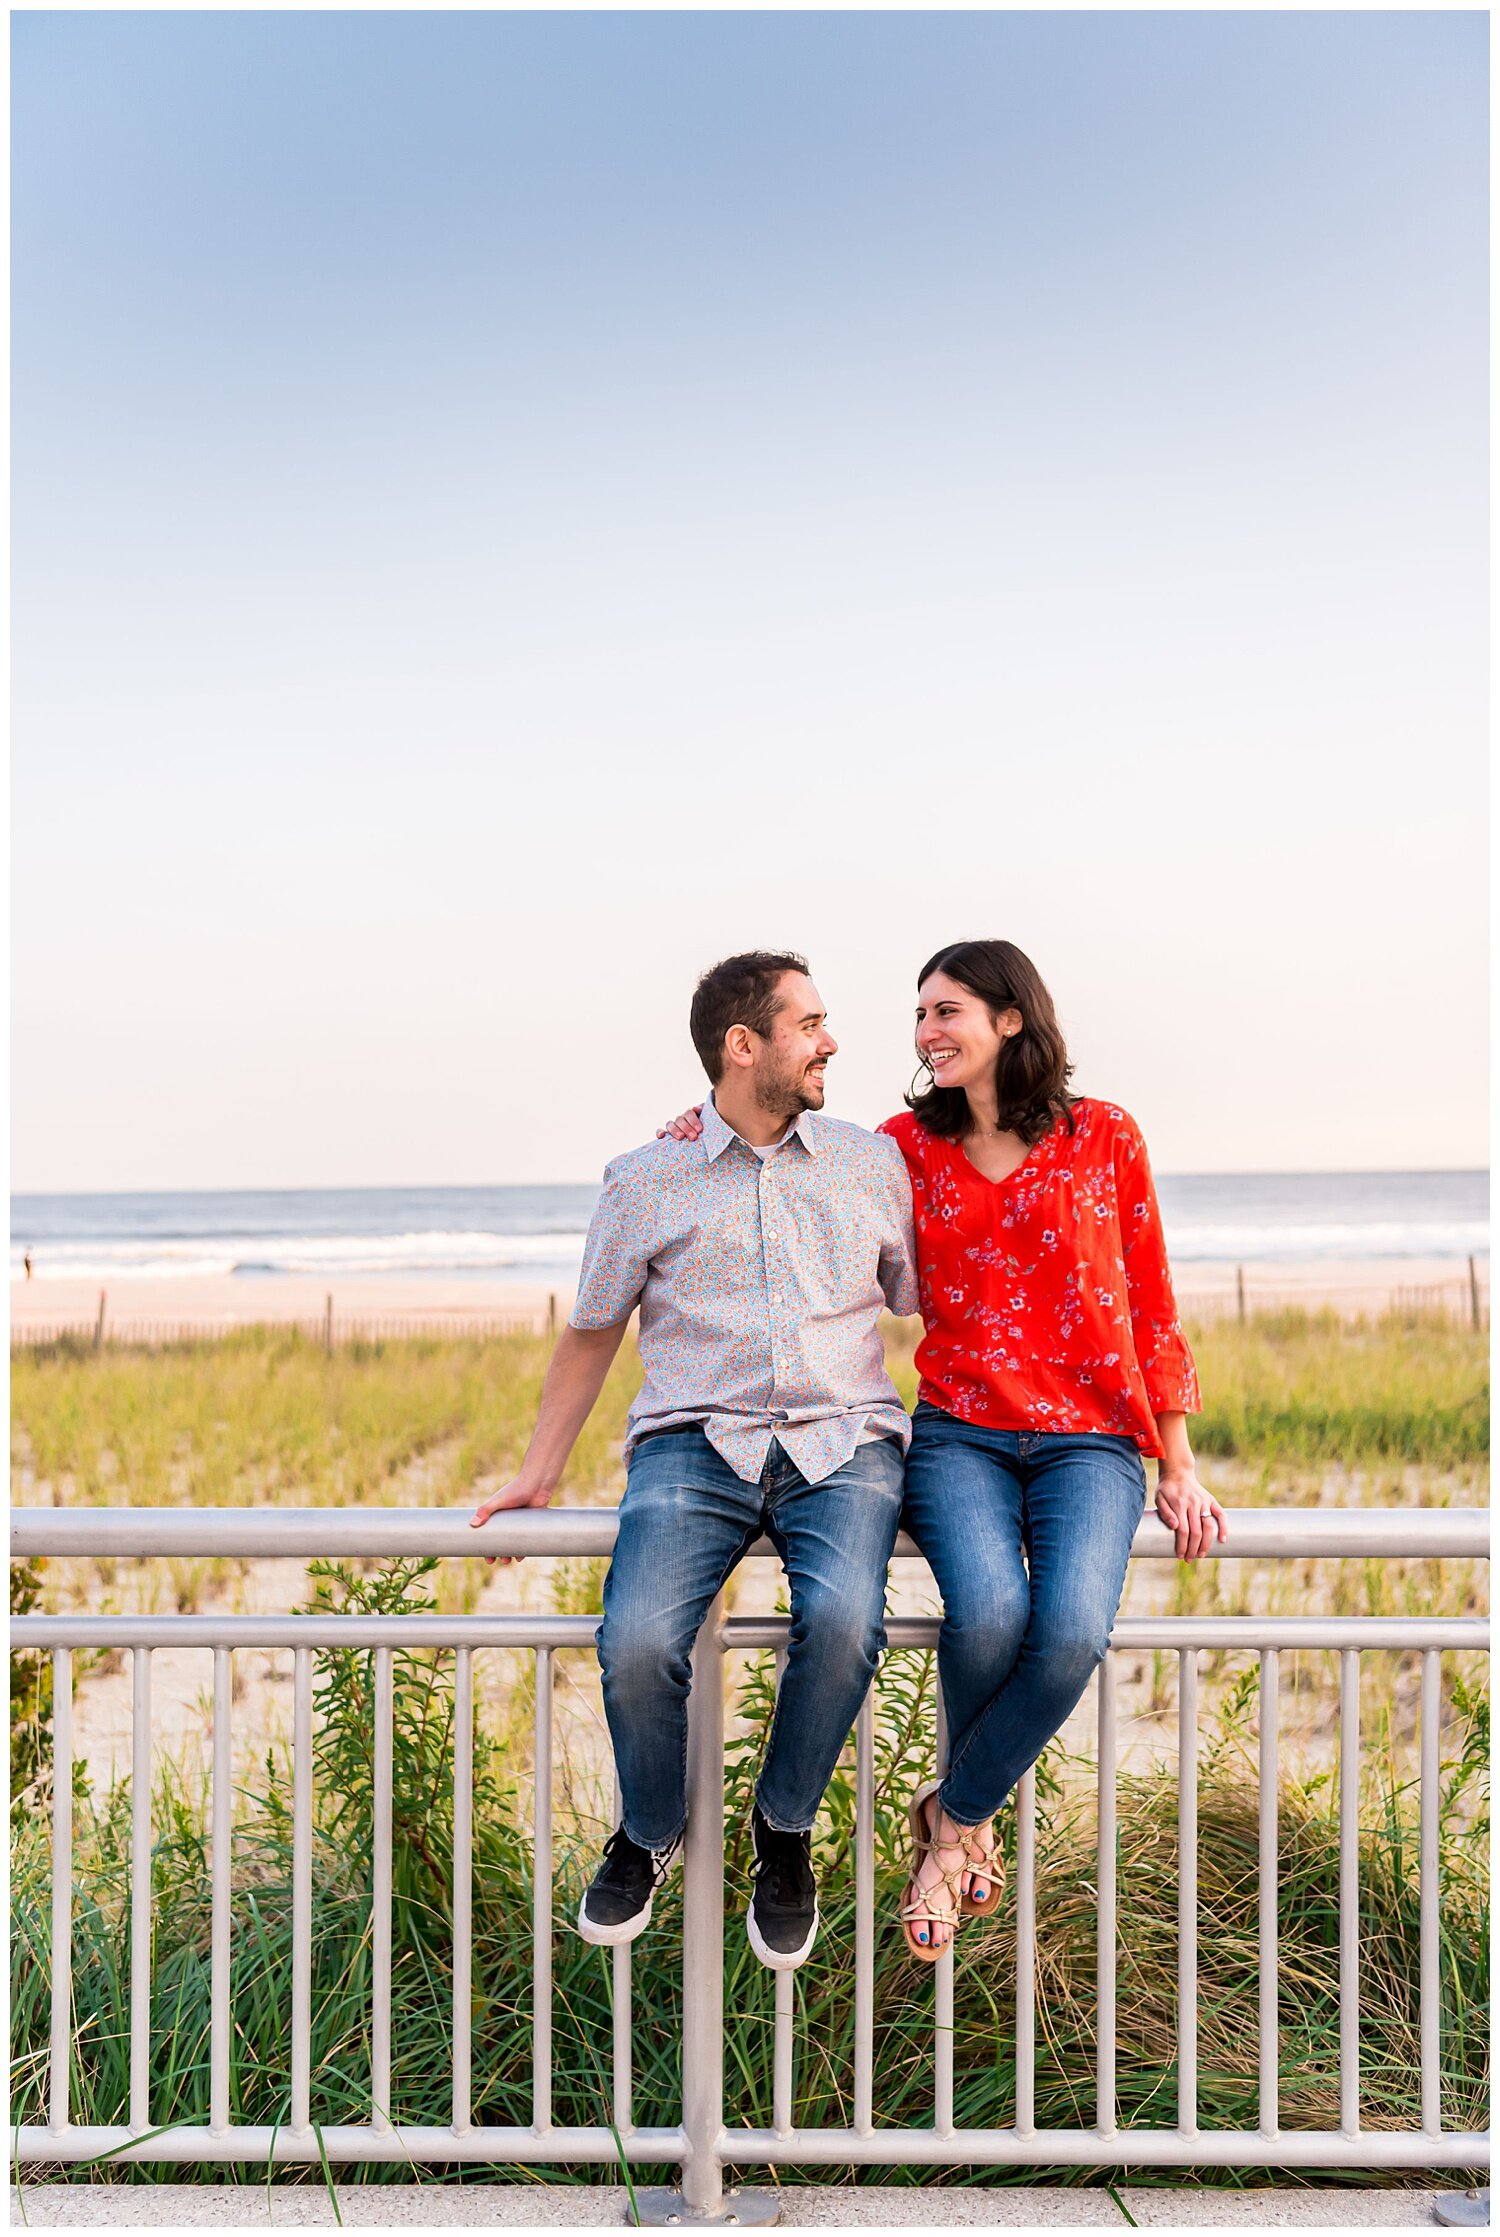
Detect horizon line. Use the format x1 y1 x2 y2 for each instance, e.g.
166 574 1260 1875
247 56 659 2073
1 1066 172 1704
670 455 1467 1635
11 1164 1492 1203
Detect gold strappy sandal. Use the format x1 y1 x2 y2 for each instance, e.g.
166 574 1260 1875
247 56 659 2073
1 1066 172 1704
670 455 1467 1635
956 1818 1004 1919
899 1781 969 1964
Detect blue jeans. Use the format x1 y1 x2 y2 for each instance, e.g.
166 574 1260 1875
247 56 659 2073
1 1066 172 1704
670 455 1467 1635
901 1402 1147 1829
597 1428 906 1851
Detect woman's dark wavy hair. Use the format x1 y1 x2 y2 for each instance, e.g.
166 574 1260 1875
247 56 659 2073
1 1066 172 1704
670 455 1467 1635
906 939 1076 1146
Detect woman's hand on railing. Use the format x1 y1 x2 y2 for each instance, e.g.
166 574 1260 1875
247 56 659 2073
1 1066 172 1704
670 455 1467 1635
657 1104 706 1141
1155 1467 1228 1561
468 1477 555 1567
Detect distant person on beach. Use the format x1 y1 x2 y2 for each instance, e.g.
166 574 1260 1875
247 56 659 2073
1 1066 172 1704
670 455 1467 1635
23 1250 32 1279
471 950 919 1969
658 938 1225 1961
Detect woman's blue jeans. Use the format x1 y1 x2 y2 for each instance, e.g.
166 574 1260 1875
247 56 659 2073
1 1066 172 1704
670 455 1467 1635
597 1427 906 1853
902 1401 1148 1829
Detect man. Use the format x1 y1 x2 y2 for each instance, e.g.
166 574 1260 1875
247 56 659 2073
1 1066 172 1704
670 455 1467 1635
470 950 918 1969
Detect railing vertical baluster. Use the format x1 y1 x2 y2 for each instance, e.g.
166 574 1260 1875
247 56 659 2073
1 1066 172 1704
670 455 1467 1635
130 1647 152 2132
453 1646 474 2135
933 1687 954 2137
1258 1648 1279 2139
49 1648 73 2137
1014 1766 1036 2138
1177 1647 1198 2138
854 1690 875 2138
773 1972 796 2138
1339 1648 1359 2137
532 1647 553 2136
1096 1650 1117 2136
612 1944 633 2136
770 1644 795 2136
211 1646 232 2135
291 1645 313 2134
611 1776 632 2137
1420 1648 1440 2136
679 1595 727 2218
372 1645 393 2134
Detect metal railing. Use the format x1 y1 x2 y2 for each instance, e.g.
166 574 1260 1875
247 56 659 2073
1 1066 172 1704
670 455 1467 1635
11 1505 1491 2222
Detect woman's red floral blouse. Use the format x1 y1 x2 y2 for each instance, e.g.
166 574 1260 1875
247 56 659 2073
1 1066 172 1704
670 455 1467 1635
878 1099 1199 1459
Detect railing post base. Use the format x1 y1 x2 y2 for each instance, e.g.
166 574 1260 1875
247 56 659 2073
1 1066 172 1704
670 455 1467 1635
635 2187 781 2227
1434 2191 1490 2229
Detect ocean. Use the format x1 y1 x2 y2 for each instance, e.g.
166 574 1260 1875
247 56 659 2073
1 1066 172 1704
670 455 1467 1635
9 1170 1489 1285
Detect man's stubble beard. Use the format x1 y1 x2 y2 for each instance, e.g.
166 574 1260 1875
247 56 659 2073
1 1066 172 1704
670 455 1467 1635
752 1060 822 1121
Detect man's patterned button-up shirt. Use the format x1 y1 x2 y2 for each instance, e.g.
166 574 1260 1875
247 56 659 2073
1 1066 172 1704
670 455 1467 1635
570 1095 920 1484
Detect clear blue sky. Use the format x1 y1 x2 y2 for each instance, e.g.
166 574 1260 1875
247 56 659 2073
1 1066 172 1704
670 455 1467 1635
13 11 1488 1189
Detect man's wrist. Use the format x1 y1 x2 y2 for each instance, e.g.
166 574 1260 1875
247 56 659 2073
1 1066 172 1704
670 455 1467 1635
515 1461 561 1501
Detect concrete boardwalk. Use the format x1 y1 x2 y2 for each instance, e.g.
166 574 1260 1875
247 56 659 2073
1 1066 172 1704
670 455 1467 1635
9 2186 1479 2230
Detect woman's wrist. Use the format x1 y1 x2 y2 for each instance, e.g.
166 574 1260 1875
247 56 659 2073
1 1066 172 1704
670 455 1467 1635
1154 1410 1196 1477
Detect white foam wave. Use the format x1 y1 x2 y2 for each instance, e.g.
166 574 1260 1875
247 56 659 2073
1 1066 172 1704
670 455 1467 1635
10 1230 592 1282
11 1215 1488 1286
1164 1219 1489 1262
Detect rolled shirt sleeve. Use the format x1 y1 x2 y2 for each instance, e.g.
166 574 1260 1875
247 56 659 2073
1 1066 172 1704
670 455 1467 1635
1113 1119 1200 1418
569 1160 652 1330
875 1135 921 1317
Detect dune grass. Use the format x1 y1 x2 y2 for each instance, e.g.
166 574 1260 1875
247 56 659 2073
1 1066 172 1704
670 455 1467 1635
11 1310 1487 1517
1186 1312 1489 1468
10 1555 1489 2191
10 1326 642 1513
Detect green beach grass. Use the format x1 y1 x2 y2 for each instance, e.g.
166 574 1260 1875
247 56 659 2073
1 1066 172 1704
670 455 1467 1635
11 1324 640 1514
11 1312 1489 1518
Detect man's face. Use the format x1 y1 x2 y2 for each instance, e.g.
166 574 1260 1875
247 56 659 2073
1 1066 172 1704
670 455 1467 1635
749 973 839 1117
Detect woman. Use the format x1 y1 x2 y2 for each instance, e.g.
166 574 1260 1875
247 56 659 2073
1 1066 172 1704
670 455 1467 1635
661 939 1225 1962
882 939 1223 1959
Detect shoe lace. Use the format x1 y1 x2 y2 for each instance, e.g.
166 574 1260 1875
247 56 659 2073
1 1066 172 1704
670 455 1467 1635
602 1826 679 1888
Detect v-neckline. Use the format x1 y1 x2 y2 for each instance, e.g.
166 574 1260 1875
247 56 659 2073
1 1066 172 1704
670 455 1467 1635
951 1119 1056 1190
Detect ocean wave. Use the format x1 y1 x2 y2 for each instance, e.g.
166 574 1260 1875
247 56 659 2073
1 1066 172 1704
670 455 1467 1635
9 1230 593 1282
1164 1220 1489 1262
11 1214 1488 1285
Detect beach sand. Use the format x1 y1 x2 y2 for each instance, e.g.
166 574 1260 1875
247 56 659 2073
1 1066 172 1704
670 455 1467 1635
9 1257 1485 1336
10 1273 572 1335
1171 1254 1486 1317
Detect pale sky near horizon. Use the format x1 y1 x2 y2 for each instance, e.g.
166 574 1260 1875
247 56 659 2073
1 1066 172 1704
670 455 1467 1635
13 10 1488 1193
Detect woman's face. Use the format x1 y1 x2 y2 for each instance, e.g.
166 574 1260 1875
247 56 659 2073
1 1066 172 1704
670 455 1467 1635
915 970 1020 1094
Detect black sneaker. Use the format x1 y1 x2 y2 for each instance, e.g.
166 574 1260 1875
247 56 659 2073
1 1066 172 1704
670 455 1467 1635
577 1827 678 1946
747 1807 819 1969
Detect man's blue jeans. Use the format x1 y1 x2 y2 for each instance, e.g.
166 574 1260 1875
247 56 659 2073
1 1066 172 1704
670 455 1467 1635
902 1401 1148 1829
597 1427 906 1852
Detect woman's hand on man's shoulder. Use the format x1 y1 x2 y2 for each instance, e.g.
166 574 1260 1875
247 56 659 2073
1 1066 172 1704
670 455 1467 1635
657 1104 705 1142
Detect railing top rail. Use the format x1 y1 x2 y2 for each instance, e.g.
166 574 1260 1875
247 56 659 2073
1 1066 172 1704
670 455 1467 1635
9 1504 1490 1562
11 1612 1488 1651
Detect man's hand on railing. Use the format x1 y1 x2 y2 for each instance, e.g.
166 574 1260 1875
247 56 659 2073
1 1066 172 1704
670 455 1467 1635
467 1319 631 1565
1155 1467 1228 1560
469 1477 556 1567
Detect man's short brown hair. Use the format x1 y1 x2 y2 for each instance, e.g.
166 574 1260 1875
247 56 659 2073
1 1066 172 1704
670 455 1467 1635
689 951 810 1084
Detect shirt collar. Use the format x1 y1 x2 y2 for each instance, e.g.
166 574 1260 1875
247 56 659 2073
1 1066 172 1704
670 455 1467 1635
702 1096 819 1160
